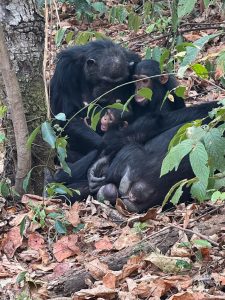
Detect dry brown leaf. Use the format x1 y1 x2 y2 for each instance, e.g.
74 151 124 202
0 264 12 278
74 285 116 299
168 291 204 300
212 272 225 286
39 247 50 265
85 258 109 280
145 253 191 273
171 232 191 257
66 202 80 227
2 227 23 258
115 198 133 217
18 249 39 262
28 232 45 250
114 226 141 250
94 236 113 250
31 262 56 272
53 234 80 262
47 262 73 281
118 291 137 300
103 271 122 289
126 278 137 292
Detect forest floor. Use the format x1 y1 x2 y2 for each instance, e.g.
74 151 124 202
1 2 225 300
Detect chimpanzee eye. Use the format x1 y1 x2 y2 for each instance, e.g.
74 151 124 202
142 78 149 84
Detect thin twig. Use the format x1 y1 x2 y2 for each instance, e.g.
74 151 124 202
43 1 50 119
171 224 219 247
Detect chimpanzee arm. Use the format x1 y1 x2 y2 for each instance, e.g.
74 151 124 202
65 118 103 155
102 101 218 155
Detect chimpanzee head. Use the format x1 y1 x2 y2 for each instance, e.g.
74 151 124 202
133 60 169 106
83 41 135 104
100 108 130 132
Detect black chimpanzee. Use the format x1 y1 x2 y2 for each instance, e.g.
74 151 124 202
46 108 132 200
88 101 219 202
96 124 194 212
50 39 140 157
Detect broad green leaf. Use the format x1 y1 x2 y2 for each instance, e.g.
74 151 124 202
23 169 33 192
211 190 225 202
48 212 64 219
162 179 189 207
65 31 74 44
190 181 207 201
152 46 162 62
168 123 192 150
41 121 56 149
174 86 186 98
55 28 67 47
161 139 193 177
191 63 208 79
137 88 152 100
159 49 170 72
145 48 152 59
54 184 73 196
0 133 6 143
192 239 212 248
92 2 107 13
177 0 197 18
26 125 41 149
55 220 67 234
91 111 101 131
55 113 66 121
0 181 10 197
176 42 195 53
176 260 192 270
128 13 141 32
0 105 7 118
146 24 155 34
178 242 192 248
171 0 178 33
75 32 94 45
189 142 209 186
204 128 225 170
106 103 126 111
16 271 27 284
186 126 205 143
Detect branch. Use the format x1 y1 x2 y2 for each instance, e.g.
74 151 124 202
0 25 31 195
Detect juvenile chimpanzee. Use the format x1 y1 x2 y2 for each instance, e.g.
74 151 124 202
46 108 132 200
50 39 140 156
132 59 185 116
89 101 219 197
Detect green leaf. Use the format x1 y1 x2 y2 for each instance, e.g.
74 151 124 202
211 190 225 202
65 31 74 44
190 142 209 186
146 24 155 34
55 28 67 47
177 0 197 18
16 271 27 284
178 242 192 248
191 63 209 79
48 212 64 219
0 181 10 197
137 88 152 100
203 0 210 8
0 133 6 143
128 13 141 32
106 103 126 111
170 184 184 205
174 86 186 98
152 46 162 62
161 139 193 177
192 239 212 248
162 179 189 207
41 121 56 149
55 220 67 234
91 111 101 131
92 2 107 13
23 169 33 192
168 123 192 150
191 181 207 201
204 128 225 170
75 31 94 45
73 223 85 232
20 216 27 237
159 49 170 72
176 259 192 270
187 126 205 143
26 126 41 149
55 113 66 121
0 105 7 118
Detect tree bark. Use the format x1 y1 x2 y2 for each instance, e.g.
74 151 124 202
0 25 31 194
0 0 49 194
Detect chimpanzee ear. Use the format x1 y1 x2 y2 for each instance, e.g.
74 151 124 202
123 121 128 128
159 74 169 84
86 59 96 67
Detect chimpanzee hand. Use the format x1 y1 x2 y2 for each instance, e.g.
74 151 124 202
88 156 109 193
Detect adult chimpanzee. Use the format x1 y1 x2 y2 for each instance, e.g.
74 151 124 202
96 124 194 212
50 39 140 156
89 101 219 197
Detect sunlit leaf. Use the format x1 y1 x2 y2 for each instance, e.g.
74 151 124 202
191 63 209 79
55 113 66 121
41 121 56 149
55 28 67 47
26 126 41 149
137 88 152 100
23 169 33 192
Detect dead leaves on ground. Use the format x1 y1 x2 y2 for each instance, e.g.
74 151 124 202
0 194 225 299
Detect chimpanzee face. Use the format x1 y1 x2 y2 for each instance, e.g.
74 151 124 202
133 75 152 106
84 51 131 104
100 109 116 132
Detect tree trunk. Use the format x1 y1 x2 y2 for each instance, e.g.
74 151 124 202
0 0 50 194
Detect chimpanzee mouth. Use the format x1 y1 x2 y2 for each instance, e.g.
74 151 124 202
100 125 107 132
